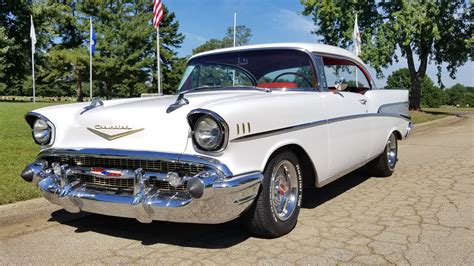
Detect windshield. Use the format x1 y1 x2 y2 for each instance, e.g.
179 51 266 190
178 49 317 92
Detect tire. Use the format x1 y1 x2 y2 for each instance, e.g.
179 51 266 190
368 132 398 177
243 151 303 238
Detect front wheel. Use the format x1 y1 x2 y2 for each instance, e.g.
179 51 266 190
243 151 303 238
368 132 398 177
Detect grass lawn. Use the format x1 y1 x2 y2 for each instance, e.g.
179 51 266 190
410 105 474 124
410 111 449 124
0 102 59 205
423 105 474 113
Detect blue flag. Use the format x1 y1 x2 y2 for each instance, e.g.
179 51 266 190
90 19 96 56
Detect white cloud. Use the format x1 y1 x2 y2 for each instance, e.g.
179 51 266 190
183 31 209 43
273 8 316 38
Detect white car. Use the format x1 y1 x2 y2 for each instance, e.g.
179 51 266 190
21 43 412 237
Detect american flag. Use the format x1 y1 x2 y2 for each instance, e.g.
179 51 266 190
152 0 164 28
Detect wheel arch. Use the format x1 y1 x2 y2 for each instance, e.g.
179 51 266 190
263 143 318 189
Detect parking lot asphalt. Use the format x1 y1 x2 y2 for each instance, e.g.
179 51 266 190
1 114 473 265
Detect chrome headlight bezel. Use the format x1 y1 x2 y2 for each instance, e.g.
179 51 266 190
25 112 55 146
187 109 229 153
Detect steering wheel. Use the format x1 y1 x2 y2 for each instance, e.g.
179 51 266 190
271 72 312 87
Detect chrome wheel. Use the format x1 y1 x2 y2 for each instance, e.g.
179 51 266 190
270 160 299 221
386 133 397 169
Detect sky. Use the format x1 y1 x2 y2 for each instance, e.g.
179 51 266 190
165 0 473 88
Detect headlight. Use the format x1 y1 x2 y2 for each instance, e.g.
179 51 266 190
193 115 224 151
32 118 52 145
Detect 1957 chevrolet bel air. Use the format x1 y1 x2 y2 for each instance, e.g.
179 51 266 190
21 43 412 237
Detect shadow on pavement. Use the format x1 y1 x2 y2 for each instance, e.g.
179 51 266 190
302 168 371 208
49 169 372 248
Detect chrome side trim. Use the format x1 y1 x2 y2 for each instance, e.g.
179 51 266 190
231 119 327 143
230 113 410 143
25 112 56 147
37 148 233 178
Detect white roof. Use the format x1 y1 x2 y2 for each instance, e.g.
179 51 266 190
190 42 364 65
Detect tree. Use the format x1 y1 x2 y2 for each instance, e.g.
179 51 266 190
385 68 444 108
43 48 89 101
445 84 474 107
192 39 226 55
0 26 14 80
301 1 472 110
78 2 184 97
222 25 252 47
0 2 35 91
192 25 252 55
39 1 88 101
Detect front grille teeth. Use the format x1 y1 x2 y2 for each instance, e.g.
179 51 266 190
44 155 205 177
43 155 200 193
74 173 188 192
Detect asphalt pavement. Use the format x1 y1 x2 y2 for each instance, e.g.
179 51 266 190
0 114 473 265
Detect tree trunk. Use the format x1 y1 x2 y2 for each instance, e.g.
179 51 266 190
404 44 428 111
105 83 112 99
409 74 422 110
76 69 83 102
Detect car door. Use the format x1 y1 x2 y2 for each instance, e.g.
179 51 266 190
322 91 370 178
318 57 371 179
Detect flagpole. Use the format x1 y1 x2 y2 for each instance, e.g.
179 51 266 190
89 17 93 101
353 12 359 87
31 15 35 103
31 36 35 103
233 11 236 47
232 11 236 86
157 28 162 95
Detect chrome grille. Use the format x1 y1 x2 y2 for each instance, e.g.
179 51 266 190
44 155 205 176
43 155 200 193
74 173 188 192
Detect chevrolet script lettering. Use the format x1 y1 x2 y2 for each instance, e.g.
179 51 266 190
94 125 132 130
87 125 144 141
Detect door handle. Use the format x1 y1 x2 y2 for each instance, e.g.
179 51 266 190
359 99 367 105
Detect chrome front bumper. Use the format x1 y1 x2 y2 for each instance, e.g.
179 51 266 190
21 149 263 224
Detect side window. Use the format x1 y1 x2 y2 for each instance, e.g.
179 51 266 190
322 57 371 91
258 66 314 88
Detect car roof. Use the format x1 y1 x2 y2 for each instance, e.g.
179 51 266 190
189 42 365 65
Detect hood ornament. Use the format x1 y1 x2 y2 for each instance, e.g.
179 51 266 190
87 125 144 141
81 97 104 115
166 93 189 113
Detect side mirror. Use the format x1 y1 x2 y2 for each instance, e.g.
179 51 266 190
335 77 348 91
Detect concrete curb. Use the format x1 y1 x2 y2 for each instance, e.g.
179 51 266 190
0 198 61 227
412 115 464 134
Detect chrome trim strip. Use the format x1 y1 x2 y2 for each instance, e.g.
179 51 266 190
37 148 233 178
25 112 56 146
231 119 327 143
230 113 410 143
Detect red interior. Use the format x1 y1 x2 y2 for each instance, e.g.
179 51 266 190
256 82 298 89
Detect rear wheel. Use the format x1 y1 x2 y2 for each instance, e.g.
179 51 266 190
369 132 398 177
243 151 303 238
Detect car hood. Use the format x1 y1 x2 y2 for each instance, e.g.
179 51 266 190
33 91 268 154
